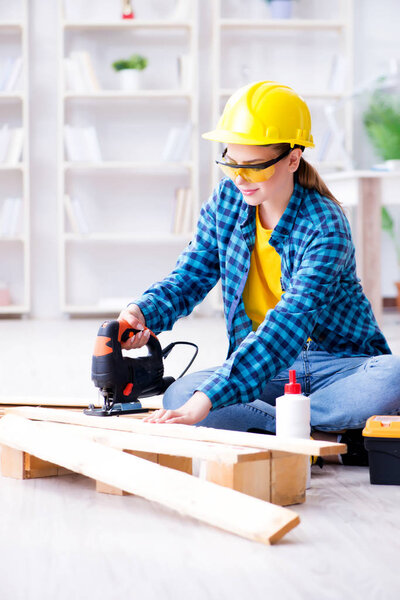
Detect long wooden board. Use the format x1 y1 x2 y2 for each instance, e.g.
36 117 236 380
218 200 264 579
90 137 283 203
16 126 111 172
0 414 299 545
23 421 269 464
0 396 162 409
5 406 347 457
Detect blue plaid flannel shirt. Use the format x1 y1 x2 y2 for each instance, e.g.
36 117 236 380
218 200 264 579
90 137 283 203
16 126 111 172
134 178 391 409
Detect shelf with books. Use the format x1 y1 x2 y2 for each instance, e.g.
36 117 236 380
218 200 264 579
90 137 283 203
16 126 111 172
0 235 25 242
219 89 345 101
0 164 25 171
0 92 23 101
63 161 193 172
65 90 193 100
58 0 199 315
219 19 345 30
64 232 192 243
0 0 29 316
62 21 193 31
0 303 28 314
0 23 23 32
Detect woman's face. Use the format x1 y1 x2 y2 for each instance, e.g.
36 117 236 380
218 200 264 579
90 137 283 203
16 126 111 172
224 144 302 206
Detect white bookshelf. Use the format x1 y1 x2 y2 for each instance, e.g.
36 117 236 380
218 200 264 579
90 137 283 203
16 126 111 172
210 0 355 185
58 0 199 315
0 0 30 316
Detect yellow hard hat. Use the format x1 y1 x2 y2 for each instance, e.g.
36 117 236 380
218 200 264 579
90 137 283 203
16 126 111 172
202 81 314 148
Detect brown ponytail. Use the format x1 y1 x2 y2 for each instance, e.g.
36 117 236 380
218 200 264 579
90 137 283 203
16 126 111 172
266 143 343 210
297 156 342 209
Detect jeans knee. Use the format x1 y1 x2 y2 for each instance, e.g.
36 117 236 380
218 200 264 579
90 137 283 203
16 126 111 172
162 378 191 410
367 354 400 382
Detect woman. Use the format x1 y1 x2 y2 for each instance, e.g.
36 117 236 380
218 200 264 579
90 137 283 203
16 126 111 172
118 81 400 462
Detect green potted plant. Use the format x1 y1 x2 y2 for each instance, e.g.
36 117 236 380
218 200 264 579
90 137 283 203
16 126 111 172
363 91 400 309
382 206 400 310
363 90 400 169
112 54 148 91
264 0 295 19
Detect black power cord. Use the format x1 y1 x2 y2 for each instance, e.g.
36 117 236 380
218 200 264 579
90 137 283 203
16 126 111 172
162 341 199 379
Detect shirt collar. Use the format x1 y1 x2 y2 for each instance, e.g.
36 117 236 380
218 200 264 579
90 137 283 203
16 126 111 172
270 180 304 241
237 180 304 238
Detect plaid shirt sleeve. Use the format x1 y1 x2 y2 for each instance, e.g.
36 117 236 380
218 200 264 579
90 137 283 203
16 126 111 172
132 189 221 334
196 228 353 409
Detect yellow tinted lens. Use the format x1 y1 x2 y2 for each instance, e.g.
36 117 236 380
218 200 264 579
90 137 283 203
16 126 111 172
243 165 275 182
219 164 275 183
219 164 238 179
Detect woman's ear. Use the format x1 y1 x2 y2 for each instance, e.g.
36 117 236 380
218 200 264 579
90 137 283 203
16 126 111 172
288 148 303 172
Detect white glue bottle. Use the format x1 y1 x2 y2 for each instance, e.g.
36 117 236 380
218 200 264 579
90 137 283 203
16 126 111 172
276 369 311 488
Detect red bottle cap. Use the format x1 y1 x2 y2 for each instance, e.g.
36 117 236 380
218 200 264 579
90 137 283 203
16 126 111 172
284 370 301 394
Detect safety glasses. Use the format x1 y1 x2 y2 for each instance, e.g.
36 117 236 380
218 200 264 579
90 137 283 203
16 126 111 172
215 147 291 183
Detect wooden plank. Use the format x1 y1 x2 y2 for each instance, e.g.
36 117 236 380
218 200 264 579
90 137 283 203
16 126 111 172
0 396 163 409
96 481 127 495
206 457 271 502
1 446 24 479
0 415 300 545
26 421 267 463
1 446 72 479
158 455 193 474
96 453 192 496
4 407 347 457
270 451 308 506
1 423 275 503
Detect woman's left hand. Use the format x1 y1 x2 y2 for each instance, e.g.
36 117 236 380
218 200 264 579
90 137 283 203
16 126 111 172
143 391 212 425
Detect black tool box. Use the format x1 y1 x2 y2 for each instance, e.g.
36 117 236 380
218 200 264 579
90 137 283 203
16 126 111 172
363 415 400 485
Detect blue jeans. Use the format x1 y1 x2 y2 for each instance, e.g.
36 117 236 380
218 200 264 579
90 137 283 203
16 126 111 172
163 341 400 433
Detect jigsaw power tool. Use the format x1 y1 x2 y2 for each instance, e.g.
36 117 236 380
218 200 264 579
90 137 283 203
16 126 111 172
85 319 198 417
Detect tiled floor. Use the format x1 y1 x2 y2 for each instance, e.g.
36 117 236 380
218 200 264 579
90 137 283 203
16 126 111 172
0 311 399 600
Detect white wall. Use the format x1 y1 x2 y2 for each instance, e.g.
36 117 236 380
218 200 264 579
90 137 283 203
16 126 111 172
27 0 400 318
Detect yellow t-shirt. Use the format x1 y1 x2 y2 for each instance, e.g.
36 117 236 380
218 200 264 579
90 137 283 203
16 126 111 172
242 207 283 331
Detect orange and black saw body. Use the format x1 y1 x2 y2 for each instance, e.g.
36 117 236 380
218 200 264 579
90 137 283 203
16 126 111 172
85 319 198 417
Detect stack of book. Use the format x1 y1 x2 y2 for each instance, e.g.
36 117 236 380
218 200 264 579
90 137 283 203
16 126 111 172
64 51 101 93
64 125 102 162
172 188 192 235
64 195 89 234
0 198 22 237
0 126 24 164
0 57 22 92
162 123 192 162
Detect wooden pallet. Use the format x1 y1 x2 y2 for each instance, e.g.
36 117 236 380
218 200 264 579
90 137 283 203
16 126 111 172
0 407 346 545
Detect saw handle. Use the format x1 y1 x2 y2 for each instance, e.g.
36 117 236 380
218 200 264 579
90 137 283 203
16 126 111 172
118 319 158 348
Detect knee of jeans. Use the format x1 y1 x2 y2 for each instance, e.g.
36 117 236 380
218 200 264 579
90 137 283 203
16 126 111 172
366 354 400 382
162 378 190 410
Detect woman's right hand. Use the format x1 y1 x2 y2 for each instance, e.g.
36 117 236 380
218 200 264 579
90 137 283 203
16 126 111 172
118 304 150 350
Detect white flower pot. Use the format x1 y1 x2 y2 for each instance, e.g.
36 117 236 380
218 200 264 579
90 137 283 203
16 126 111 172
385 159 400 171
269 0 293 19
117 69 143 91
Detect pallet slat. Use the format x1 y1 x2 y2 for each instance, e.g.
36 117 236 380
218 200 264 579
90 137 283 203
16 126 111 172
0 396 162 409
0 414 300 545
23 421 270 463
4 406 347 456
